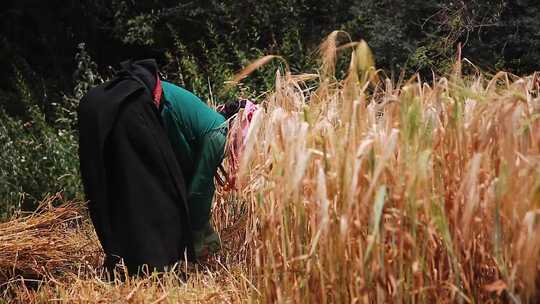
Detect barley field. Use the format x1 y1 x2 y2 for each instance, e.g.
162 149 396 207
1 32 540 303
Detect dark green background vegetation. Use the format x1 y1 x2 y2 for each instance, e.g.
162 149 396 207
1 0 539 218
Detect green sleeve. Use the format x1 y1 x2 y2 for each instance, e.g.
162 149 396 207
187 130 226 230
161 102 195 176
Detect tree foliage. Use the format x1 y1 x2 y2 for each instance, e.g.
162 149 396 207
2 1 539 107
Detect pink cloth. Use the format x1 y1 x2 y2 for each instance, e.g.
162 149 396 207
241 100 259 145
226 99 259 190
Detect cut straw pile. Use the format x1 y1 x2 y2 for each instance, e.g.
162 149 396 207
0 195 102 284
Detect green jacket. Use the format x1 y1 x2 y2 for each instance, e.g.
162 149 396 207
160 81 226 230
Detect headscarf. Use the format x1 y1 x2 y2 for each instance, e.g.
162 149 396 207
216 99 259 190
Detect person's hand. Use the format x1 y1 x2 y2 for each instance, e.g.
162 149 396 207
193 223 221 260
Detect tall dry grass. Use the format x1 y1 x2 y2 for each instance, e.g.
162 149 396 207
2 32 540 303
232 31 540 303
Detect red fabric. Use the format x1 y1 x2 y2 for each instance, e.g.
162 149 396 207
153 74 162 108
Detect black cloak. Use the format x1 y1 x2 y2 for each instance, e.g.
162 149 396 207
78 60 194 274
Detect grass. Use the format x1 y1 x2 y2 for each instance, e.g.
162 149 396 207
1 32 540 303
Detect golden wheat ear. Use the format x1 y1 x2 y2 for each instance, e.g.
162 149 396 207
317 30 352 78
225 55 287 89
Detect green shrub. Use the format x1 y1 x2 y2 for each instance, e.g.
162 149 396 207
0 107 81 220
0 44 102 219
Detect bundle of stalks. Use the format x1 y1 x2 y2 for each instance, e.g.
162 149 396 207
0 195 102 283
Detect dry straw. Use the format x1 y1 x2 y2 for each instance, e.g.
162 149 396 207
231 32 540 303
0 195 101 283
